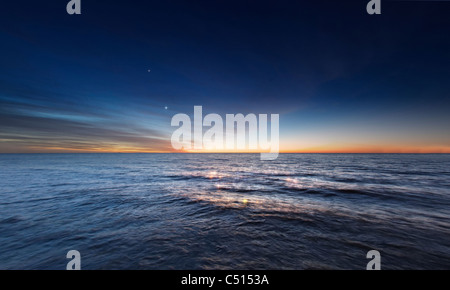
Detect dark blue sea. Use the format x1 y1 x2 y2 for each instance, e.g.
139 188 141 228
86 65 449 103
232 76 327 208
0 154 449 269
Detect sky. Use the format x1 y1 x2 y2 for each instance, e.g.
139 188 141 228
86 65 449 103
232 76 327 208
0 0 449 153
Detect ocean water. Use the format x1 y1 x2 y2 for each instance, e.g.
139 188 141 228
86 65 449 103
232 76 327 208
0 153 449 270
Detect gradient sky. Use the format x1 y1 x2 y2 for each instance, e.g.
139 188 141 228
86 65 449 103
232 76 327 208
1 0 449 153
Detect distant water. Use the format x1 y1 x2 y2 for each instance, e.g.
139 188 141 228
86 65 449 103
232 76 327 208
0 154 449 270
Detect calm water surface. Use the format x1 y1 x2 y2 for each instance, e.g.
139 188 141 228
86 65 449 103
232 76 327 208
0 154 449 269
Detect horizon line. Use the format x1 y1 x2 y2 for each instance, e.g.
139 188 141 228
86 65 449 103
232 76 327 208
1 152 450 154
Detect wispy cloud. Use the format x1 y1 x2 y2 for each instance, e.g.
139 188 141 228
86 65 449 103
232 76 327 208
0 82 173 153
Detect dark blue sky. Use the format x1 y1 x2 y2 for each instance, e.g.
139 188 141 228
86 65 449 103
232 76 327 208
1 0 449 152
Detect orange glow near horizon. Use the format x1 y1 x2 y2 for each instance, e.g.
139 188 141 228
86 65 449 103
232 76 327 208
8 145 450 154
281 144 450 154
2 140 450 154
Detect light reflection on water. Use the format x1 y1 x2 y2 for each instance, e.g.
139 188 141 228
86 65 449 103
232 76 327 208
0 153 449 269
